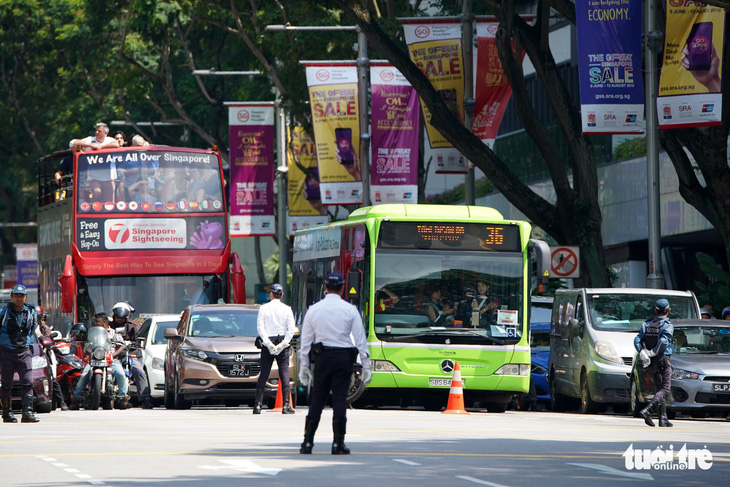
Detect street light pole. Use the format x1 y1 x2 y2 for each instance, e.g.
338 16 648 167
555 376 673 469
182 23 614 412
265 24 370 206
461 0 475 205
644 0 664 289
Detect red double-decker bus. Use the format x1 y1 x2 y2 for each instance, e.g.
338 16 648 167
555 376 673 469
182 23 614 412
36 145 246 332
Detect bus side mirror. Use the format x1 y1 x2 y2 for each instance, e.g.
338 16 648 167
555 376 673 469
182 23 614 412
58 255 76 313
230 252 246 303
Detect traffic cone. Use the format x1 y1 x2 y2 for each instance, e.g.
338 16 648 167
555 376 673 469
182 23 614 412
268 380 296 413
442 362 469 415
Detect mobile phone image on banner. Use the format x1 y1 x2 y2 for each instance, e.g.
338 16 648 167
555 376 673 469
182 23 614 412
438 88 462 123
303 168 321 201
686 22 712 71
334 128 355 165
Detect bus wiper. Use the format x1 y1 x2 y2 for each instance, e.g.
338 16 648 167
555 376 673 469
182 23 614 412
386 329 505 345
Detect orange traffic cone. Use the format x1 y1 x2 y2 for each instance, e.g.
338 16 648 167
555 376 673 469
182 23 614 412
442 362 469 415
268 380 296 413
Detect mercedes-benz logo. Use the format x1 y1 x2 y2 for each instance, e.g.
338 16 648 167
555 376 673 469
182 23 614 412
440 359 454 374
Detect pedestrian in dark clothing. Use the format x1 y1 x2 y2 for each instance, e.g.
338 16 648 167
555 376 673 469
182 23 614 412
0 284 40 423
634 298 674 427
298 272 372 455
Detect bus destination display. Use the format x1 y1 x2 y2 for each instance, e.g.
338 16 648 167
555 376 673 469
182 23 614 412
378 222 521 252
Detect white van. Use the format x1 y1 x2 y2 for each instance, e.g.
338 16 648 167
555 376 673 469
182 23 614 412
548 288 700 414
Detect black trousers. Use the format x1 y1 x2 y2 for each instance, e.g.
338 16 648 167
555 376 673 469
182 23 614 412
257 346 291 389
0 348 33 397
307 348 354 421
648 355 671 403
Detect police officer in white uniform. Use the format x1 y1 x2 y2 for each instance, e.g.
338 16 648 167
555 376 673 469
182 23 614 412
254 283 296 414
298 272 371 454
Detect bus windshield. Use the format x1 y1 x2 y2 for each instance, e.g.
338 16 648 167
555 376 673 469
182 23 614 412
78 274 226 321
76 149 223 214
372 249 524 343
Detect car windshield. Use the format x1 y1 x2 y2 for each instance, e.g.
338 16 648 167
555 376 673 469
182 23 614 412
587 294 698 332
674 325 730 354
186 309 258 338
372 249 524 344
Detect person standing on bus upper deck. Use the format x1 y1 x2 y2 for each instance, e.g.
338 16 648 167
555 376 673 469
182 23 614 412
253 283 296 415
0 285 40 423
298 272 371 455
69 122 120 151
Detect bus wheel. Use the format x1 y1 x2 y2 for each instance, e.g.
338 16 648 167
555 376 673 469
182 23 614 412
485 401 507 413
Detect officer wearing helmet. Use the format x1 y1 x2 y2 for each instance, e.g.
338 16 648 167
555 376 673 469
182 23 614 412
634 298 674 427
253 283 296 414
297 272 372 455
0 284 40 423
111 302 153 409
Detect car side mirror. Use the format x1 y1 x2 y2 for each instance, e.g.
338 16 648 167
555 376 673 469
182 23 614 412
163 328 181 340
567 318 582 338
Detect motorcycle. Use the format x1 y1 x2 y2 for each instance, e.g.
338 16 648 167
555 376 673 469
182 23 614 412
49 331 84 407
83 326 119 410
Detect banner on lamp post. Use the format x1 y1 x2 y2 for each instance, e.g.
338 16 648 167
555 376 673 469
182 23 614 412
228 103 276 237
287 126 328 236
402 18 467 174
657 2 724 129
370 62 419 205
304 62 363 205
575 0 645 134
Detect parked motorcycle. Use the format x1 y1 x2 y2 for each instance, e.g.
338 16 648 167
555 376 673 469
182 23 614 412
83 326 119 410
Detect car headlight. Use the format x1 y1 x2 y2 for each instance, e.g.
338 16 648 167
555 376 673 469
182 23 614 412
152 357 165 370
372 360 400 372
494 364 530 375
182 348 208 361
594 340 623 365
671 367 699 380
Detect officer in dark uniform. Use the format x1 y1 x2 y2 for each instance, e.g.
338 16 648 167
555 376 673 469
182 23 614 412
298 272 371 454
634 298 674 427
0 284 40 423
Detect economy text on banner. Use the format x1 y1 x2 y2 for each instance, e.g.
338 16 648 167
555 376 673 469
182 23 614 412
287 126 328 236
304 63 363 205
657 2 724 129
402 19 467 174
228 104 276 237
370 63 419 205
576 0 645 134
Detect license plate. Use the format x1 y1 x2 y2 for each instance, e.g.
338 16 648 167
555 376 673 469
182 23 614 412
90 360 107 367
429 378 464 387
228 364 250 377
712 383 730 392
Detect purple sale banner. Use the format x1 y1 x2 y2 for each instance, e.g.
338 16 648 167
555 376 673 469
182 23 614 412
370 63 419 205
228 103 276 237
576 0 644 134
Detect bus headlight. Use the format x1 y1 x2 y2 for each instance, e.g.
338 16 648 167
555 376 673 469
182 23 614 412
372 360 400 372
494 364 530 375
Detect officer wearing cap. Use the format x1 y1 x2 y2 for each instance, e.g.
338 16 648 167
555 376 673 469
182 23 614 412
254 283 296 414
298 272 371 455
0 284 40 423
634 298 674 427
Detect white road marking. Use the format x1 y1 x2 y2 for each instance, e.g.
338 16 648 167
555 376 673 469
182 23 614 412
456 476 510 487
568 463 654 481
198 459 281 476
393 459 421 466
37 455 105 485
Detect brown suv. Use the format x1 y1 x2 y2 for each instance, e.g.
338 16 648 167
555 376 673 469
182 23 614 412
163 303 295 409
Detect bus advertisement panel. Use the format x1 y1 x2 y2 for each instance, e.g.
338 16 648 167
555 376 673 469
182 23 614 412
291 204 550 412
37 146 245 332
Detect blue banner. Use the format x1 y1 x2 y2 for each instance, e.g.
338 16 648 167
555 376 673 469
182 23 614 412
576 0 644 134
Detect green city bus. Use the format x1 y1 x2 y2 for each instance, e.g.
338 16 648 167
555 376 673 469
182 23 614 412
291 204 550 412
